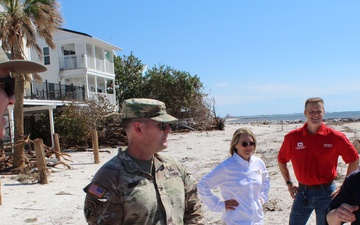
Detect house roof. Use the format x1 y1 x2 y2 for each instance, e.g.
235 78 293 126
59 28 122 52
59 28 92 37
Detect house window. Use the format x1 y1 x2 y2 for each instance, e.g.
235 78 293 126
62 44 76 55
63 49 76 55
43 47 50 65
104 50 112 62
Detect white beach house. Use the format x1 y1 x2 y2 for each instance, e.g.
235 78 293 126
6 28 122 147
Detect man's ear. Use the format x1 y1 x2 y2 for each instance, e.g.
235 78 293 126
133 121 142 134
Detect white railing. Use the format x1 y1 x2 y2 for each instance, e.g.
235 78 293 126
105 60 114 73
87 56 95 70
88 92 116 106
59 55 114 73
59 54 84 70
95 58 104 72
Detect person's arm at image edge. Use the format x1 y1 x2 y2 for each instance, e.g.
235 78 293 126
326 203 359 225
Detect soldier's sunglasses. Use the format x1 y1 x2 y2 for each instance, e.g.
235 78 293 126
0 77 15 97
158 122 170 131
138 120 170 131
147 121 170 131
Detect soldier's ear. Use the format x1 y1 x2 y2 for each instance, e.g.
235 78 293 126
133 121 143 134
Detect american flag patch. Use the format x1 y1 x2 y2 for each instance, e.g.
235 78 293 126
88 183 106 198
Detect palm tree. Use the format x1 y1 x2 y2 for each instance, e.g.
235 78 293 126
0 0 63 169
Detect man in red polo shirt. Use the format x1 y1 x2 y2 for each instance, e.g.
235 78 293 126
278 97 359 225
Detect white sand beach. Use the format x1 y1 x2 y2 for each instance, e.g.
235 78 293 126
1 122 359 225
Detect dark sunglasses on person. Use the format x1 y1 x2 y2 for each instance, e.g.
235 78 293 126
241 142 256 147
0 77 15 97
139 120 171 131
158 122 170 131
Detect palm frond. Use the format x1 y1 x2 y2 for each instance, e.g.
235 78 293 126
25 73 43 83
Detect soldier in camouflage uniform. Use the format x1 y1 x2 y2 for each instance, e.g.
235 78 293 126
83 98 204 224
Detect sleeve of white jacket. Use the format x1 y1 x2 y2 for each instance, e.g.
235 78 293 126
260 160 270 203
197 163 227 212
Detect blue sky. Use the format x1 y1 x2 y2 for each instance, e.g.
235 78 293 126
58 1 360 117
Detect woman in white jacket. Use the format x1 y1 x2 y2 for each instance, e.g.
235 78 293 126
198 128 270 225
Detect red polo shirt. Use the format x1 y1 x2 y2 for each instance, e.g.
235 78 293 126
278 123 359 185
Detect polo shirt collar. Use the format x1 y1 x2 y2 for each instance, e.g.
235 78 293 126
303 122 326 135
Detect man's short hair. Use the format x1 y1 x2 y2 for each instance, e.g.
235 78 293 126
305 97 324 109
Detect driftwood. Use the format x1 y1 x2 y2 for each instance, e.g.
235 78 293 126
91 129 100 164
0 135 72 174
33 139 48 184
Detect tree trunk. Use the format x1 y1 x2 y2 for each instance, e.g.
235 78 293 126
13 73 25 168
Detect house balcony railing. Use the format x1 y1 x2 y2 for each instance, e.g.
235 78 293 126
88 92 116 105
59 54 84 70
59 55 114 73
27 80 85 101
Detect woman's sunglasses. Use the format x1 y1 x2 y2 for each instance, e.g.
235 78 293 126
0 77 15 97
241 142 256 147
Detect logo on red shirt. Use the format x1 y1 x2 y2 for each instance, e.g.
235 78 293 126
296 142 306 150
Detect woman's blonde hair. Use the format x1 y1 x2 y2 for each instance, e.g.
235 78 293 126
229 128 257 156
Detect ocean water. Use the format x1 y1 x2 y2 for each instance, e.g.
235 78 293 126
226 111 360 124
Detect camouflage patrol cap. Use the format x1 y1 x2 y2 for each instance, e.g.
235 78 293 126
122 98 178 123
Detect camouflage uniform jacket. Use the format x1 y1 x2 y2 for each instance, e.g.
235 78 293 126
84 148 204 225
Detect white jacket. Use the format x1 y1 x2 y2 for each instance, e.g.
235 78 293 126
197 153 270 225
